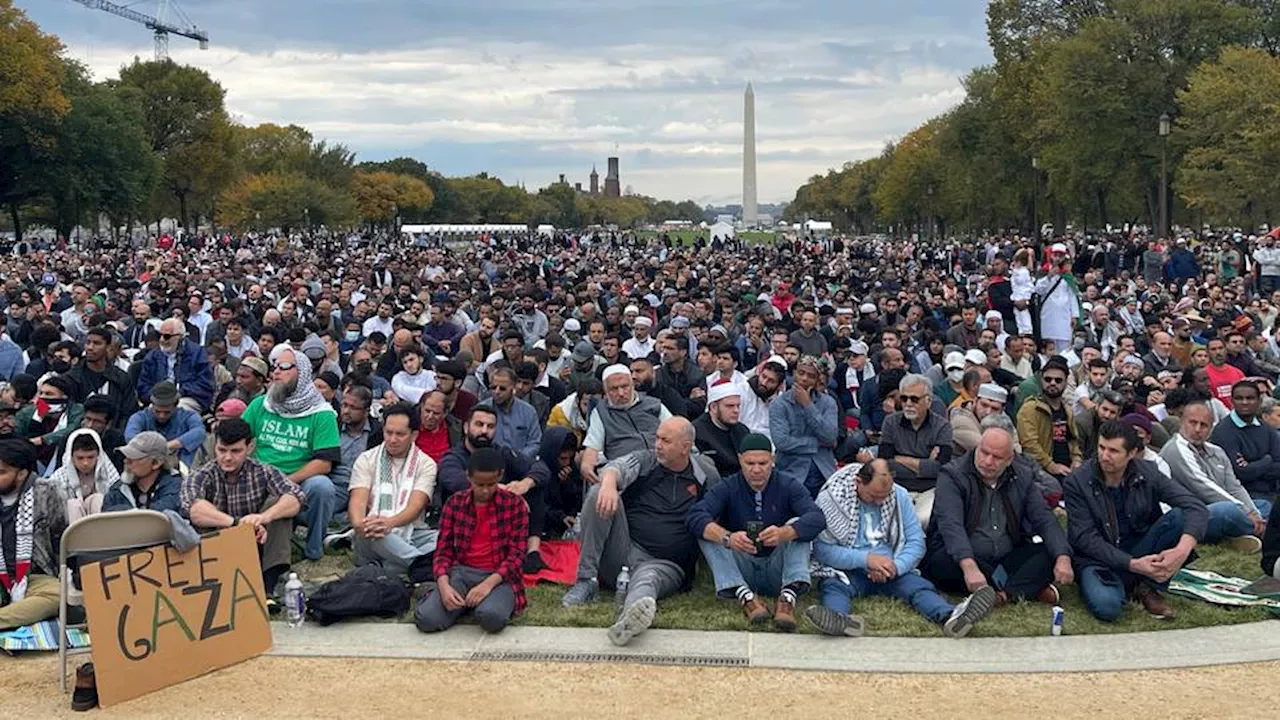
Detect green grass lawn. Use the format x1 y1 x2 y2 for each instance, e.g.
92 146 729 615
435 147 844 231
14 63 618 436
295 539 1274 638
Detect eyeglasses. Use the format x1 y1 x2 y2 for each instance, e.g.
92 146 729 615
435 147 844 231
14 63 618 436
273 361 297 372
159 333 181 340
900 394 924 404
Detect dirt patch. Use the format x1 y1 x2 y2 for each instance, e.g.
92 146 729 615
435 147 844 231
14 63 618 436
2 654 1273 718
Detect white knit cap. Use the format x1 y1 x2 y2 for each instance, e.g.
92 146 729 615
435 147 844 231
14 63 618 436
707 381 741 404
601 364 631 383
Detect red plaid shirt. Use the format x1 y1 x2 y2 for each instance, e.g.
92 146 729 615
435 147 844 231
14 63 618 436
434 488 529 614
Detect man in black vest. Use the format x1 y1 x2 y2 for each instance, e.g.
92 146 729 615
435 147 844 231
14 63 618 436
579 364 672 484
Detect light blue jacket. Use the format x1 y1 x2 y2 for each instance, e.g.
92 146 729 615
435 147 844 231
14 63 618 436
477 397 542 459
769 389 838 493
125 406 206 467
814 484 926 578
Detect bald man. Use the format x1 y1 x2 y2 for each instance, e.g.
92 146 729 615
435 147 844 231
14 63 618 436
562 417 722 647
923 428 1074 606
136 318 215 413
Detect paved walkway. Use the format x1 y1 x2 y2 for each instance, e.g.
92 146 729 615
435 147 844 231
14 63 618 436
268 619 1280 673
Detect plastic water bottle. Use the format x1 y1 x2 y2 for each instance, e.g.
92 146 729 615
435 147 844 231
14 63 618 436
284 572 306 628
615 566 630 609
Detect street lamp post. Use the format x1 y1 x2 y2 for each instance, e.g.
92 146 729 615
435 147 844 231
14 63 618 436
1031 156 1040 254
1159 112 1170 240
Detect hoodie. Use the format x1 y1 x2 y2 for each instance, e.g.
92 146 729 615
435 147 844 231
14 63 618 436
49 428 120 501
539 426 584 534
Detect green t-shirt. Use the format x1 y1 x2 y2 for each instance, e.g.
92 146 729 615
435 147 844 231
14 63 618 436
241 396 340 476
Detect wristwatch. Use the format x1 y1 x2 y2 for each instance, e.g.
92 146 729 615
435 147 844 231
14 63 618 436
721 534 732 549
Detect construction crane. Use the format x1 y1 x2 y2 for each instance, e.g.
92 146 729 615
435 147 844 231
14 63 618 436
71 0 209 61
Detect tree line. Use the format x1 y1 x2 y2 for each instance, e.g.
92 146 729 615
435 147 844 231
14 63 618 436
785 0 1280 237
0 0 704 240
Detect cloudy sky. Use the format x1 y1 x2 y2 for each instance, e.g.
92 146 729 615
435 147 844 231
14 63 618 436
19 0 993 205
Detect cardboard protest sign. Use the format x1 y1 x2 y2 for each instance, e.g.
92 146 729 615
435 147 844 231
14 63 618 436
81 524 273 707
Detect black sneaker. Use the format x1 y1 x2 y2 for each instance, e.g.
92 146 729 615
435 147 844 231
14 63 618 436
522 551 548 574
804 605 867 637
72 663 98 712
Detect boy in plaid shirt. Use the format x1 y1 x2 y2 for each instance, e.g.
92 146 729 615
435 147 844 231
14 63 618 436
415 447 529 633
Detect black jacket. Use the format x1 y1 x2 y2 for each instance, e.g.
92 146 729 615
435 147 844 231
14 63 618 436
1064 457 1208 573
67 362 138 431
692 413 748 476
1264 508 1279 578
927 450 1071 564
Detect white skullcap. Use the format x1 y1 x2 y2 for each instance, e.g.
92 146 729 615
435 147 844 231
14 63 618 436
708 381 741 404
624 305 640 315
634 316 653 328
601 364 631 383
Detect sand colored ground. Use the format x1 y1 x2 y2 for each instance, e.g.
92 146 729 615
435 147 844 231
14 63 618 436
2 654 1273 719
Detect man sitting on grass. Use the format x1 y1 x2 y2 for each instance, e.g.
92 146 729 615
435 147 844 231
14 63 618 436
805 459 997 639
414 447 528 634
1065 420 1207 622
181 418 305 593
0 439 66 630
561 417 720 647
687 433 825 631
923 428 1074 607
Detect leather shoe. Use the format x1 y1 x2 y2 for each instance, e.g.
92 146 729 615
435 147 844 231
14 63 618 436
1134 584 1175 620
742 596 770 625
773 598 797 632
72 662 98 712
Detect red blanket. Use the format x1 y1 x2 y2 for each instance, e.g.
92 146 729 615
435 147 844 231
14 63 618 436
523 540 580 586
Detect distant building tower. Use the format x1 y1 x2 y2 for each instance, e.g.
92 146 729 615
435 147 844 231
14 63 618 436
604 157 621 198
743 82 758 227
589 165 599 195
558 173 567 185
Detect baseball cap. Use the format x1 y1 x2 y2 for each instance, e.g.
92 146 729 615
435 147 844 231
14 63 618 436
120 431 170 461
217 398 248 418
571 340 596 363
40 273 57 287
240 356 269 379
964 349 987 366
944 351 965 371
150 381 179 408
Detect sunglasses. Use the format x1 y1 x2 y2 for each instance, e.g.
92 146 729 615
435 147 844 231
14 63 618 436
1042 376 1065 385
273 361 297 372
899 394 924 404
159 332 181 340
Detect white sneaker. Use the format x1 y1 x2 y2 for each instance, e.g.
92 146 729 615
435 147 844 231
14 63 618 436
608 596 656 647
1226 535 1263 554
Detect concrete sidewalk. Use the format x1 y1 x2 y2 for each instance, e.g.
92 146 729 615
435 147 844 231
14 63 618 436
268 620 1280 673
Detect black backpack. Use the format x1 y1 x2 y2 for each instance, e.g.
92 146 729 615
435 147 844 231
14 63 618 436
305 565 411 626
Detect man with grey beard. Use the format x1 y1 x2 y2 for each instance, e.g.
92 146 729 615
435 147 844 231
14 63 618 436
877 373 953 527
241 346 343 561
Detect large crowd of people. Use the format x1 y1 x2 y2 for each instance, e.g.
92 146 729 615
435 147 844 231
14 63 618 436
2 228 1280 708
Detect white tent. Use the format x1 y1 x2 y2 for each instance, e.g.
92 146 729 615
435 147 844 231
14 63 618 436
804 220 833 232
709 220 736 239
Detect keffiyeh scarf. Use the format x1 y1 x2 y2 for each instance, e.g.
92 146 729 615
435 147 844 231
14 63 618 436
810 464 905 582
0 481 34 602
371 445 426 541
266 345 330 418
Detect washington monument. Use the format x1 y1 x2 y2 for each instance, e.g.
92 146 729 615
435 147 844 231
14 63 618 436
742 82 758 226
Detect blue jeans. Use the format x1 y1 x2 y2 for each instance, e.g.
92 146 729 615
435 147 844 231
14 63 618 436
698 539 811 598
297 475 347 561
1251 496 1273 520
819 569 954 624
1205 501 1256 544
1078 508 1185 623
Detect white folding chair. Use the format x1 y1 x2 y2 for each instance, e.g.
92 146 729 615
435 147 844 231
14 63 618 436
57 510 173 692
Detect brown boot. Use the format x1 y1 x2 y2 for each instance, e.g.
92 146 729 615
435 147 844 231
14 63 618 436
742 596 770 624
72 662 98 712
1036 584 1060 605
773 598 797 632
1134 584 1175 620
